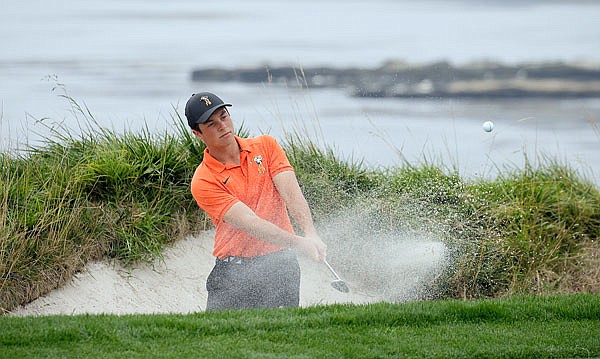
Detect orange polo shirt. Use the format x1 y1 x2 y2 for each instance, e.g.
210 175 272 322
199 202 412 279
191 135 295 258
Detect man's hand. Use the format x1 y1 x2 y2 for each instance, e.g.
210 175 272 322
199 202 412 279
293 235 327 262
308 235 327 261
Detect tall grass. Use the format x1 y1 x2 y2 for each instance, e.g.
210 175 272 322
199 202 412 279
461 160 600 296
1 151 97 310
0 109 215 313
1 100 599 313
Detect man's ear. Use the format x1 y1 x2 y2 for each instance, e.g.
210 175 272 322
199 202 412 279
192 129 204 140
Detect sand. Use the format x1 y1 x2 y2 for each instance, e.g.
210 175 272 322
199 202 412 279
10 231 381 316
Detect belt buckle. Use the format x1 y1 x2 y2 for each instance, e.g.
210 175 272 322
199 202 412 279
224 256 243 264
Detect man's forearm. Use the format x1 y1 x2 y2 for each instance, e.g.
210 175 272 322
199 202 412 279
273 171 318 236
222 201 322 260
223 201 299 248
287 195 318 237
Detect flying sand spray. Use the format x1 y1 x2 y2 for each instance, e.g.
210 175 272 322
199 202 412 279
315 199 452 302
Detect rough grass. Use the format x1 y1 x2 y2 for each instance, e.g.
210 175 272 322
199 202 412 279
0 112 212 313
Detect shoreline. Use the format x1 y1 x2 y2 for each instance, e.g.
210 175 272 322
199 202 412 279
191 60 600 99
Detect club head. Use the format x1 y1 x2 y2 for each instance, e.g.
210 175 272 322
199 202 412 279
331 279 349 293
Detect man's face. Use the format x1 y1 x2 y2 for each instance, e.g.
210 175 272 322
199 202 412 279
193 107 234 146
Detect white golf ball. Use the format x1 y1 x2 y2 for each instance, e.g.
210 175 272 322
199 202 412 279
482 121 494 132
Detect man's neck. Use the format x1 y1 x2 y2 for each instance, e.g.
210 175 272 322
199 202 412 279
208 137 241 165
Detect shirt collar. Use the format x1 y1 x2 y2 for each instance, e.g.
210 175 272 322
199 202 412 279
202 136 252 173
235 135 252 153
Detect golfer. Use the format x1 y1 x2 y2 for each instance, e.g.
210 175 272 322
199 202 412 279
185 92 327 310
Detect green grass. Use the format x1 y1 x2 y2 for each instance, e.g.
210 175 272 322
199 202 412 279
1 294 598 358
459 161 600 296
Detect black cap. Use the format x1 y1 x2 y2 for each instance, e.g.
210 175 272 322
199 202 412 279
185 92 232 129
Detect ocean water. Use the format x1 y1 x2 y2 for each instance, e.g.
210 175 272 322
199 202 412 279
1 0 599 181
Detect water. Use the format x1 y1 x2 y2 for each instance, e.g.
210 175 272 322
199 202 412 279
2 0 600 181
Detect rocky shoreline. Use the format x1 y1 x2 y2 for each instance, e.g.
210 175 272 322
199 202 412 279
191 61 600 98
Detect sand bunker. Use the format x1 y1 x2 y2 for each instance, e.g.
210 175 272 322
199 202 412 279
10 231 382 316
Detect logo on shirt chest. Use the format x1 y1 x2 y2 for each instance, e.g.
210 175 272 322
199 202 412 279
253 155 266 174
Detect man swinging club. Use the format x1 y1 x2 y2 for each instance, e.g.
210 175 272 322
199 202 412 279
186 92 327 310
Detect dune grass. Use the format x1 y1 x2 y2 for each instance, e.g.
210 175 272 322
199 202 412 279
0 112 212 313
1 103 599 313
1 294 598 358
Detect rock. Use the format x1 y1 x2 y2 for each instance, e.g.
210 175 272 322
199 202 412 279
190 61 600 98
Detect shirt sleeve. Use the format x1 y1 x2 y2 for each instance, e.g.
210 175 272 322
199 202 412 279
262 135 293 177
190 167 238 225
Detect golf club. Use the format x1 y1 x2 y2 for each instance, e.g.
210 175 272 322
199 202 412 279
324 259 349 293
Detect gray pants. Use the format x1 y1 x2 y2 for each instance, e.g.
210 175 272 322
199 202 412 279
205 249 301 311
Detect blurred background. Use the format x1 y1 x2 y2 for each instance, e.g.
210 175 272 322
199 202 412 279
1 0 599 181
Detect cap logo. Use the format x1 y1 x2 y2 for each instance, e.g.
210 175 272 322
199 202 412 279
200 96 212 106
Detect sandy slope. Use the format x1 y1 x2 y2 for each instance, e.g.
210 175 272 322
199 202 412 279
10 231 381 316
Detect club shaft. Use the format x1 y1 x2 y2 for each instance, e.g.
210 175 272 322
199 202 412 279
324 260 343 281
